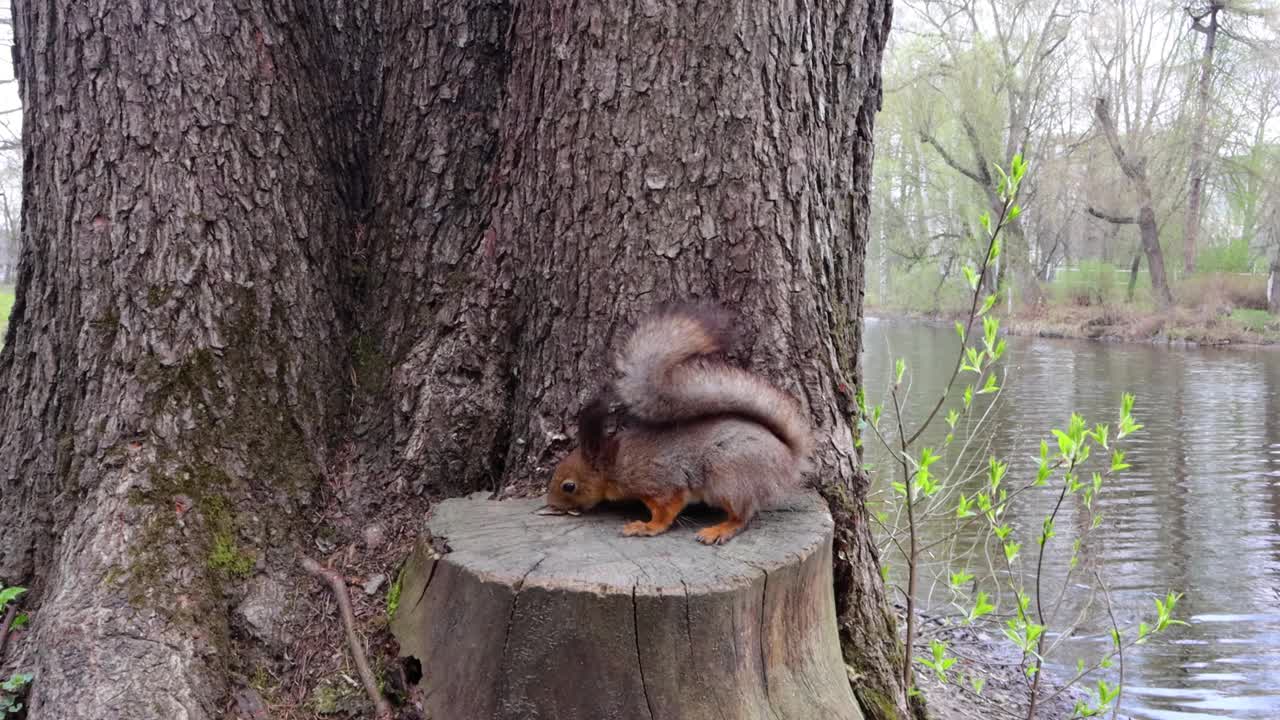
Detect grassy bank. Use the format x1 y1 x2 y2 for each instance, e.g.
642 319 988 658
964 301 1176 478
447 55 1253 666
1005 303 1280 346
871 272 1280 349
0 285 13 346
0 285 11 339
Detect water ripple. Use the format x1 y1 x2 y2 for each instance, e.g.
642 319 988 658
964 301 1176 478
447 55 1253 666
863 321 1280 720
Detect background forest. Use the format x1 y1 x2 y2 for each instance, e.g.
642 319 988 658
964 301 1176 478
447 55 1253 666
868 0 1280 341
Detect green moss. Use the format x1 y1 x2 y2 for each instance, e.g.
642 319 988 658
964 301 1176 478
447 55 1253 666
250 665 272 693
102 566 126 587
349 332 388 392
854 687 904 720
309 678 360 715
89 307 120 330
123 462 254 608
146 285 173 308
385 565 405 619
121 291 319 613
120 493 185 608
208 532 255 578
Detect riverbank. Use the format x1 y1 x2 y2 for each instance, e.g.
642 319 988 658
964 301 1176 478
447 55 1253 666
900 605 1108 720
870 303 1280 349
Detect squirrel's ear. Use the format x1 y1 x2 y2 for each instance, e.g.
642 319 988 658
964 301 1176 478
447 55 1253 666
577 386 617 467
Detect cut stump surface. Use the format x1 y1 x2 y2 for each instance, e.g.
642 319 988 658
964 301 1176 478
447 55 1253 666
390 491 864 720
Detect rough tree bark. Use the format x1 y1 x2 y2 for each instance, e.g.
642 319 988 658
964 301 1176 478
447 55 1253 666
1183 2 1222 274
1093 97 1175 308
0 1 910 719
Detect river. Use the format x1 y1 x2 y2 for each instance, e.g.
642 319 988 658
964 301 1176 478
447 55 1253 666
861 317 1280 720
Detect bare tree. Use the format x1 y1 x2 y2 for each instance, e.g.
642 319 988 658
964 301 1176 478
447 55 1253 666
1182 1 1224 273
1086 0 1188 307
908 0 1077 295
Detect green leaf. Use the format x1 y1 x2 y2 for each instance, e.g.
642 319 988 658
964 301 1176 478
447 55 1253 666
1091 423 1110 449
963 265 980 291
967 592 996 623
1053 429 1075 459
0 586 25 610
1111 449 1130 472
919 447 941 469
955 321 966 341
1039 521 1055 550
978 292 997 317
978 373 1000 395
1003 541 1021 564
988 456 1007 490
994 164 1011 199
895 358 906 384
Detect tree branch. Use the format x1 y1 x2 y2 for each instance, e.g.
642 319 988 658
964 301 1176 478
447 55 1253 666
1087 206 1138 224
0 603 17 660
1093 97 1145 181
919 130 986 185
302 558 394 720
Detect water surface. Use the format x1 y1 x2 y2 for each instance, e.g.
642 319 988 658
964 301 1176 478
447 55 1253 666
861 318 1280 720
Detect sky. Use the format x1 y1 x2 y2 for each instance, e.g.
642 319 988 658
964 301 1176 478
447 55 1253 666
0 2 17 146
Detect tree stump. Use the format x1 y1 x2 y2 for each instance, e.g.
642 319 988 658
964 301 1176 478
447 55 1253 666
389 491 864 720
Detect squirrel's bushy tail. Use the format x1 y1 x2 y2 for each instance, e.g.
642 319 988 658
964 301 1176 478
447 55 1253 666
614 302 814 464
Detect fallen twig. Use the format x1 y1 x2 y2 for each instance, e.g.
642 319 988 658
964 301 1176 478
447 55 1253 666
0 603 17 661
301 557 394 720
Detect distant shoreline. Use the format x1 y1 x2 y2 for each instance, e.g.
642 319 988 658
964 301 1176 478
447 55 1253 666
866 306 1280 351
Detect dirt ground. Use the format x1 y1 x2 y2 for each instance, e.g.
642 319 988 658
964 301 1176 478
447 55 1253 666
900 604 1120 720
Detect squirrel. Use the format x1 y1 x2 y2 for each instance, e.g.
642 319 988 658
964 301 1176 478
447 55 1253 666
543 301 814 545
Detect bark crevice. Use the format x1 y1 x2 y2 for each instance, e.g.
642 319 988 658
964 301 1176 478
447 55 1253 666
0 0 906 716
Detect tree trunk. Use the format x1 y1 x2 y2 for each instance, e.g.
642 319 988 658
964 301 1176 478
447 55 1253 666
1128 251 1142 303
1137 190 1175 308
1269 251 1280 316
1093 97 1174 308
1183 3 1221 274
0 1 909 719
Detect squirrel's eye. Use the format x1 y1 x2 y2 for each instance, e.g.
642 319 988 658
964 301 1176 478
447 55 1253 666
561 480 577 494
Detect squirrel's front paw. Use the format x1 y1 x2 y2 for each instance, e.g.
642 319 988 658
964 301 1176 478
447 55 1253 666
622 520 662 537
695 524 742 545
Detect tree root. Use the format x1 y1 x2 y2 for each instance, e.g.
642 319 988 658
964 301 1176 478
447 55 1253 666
301 557 394 720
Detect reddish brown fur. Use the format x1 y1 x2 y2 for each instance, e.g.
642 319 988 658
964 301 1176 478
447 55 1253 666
622 490 689 537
